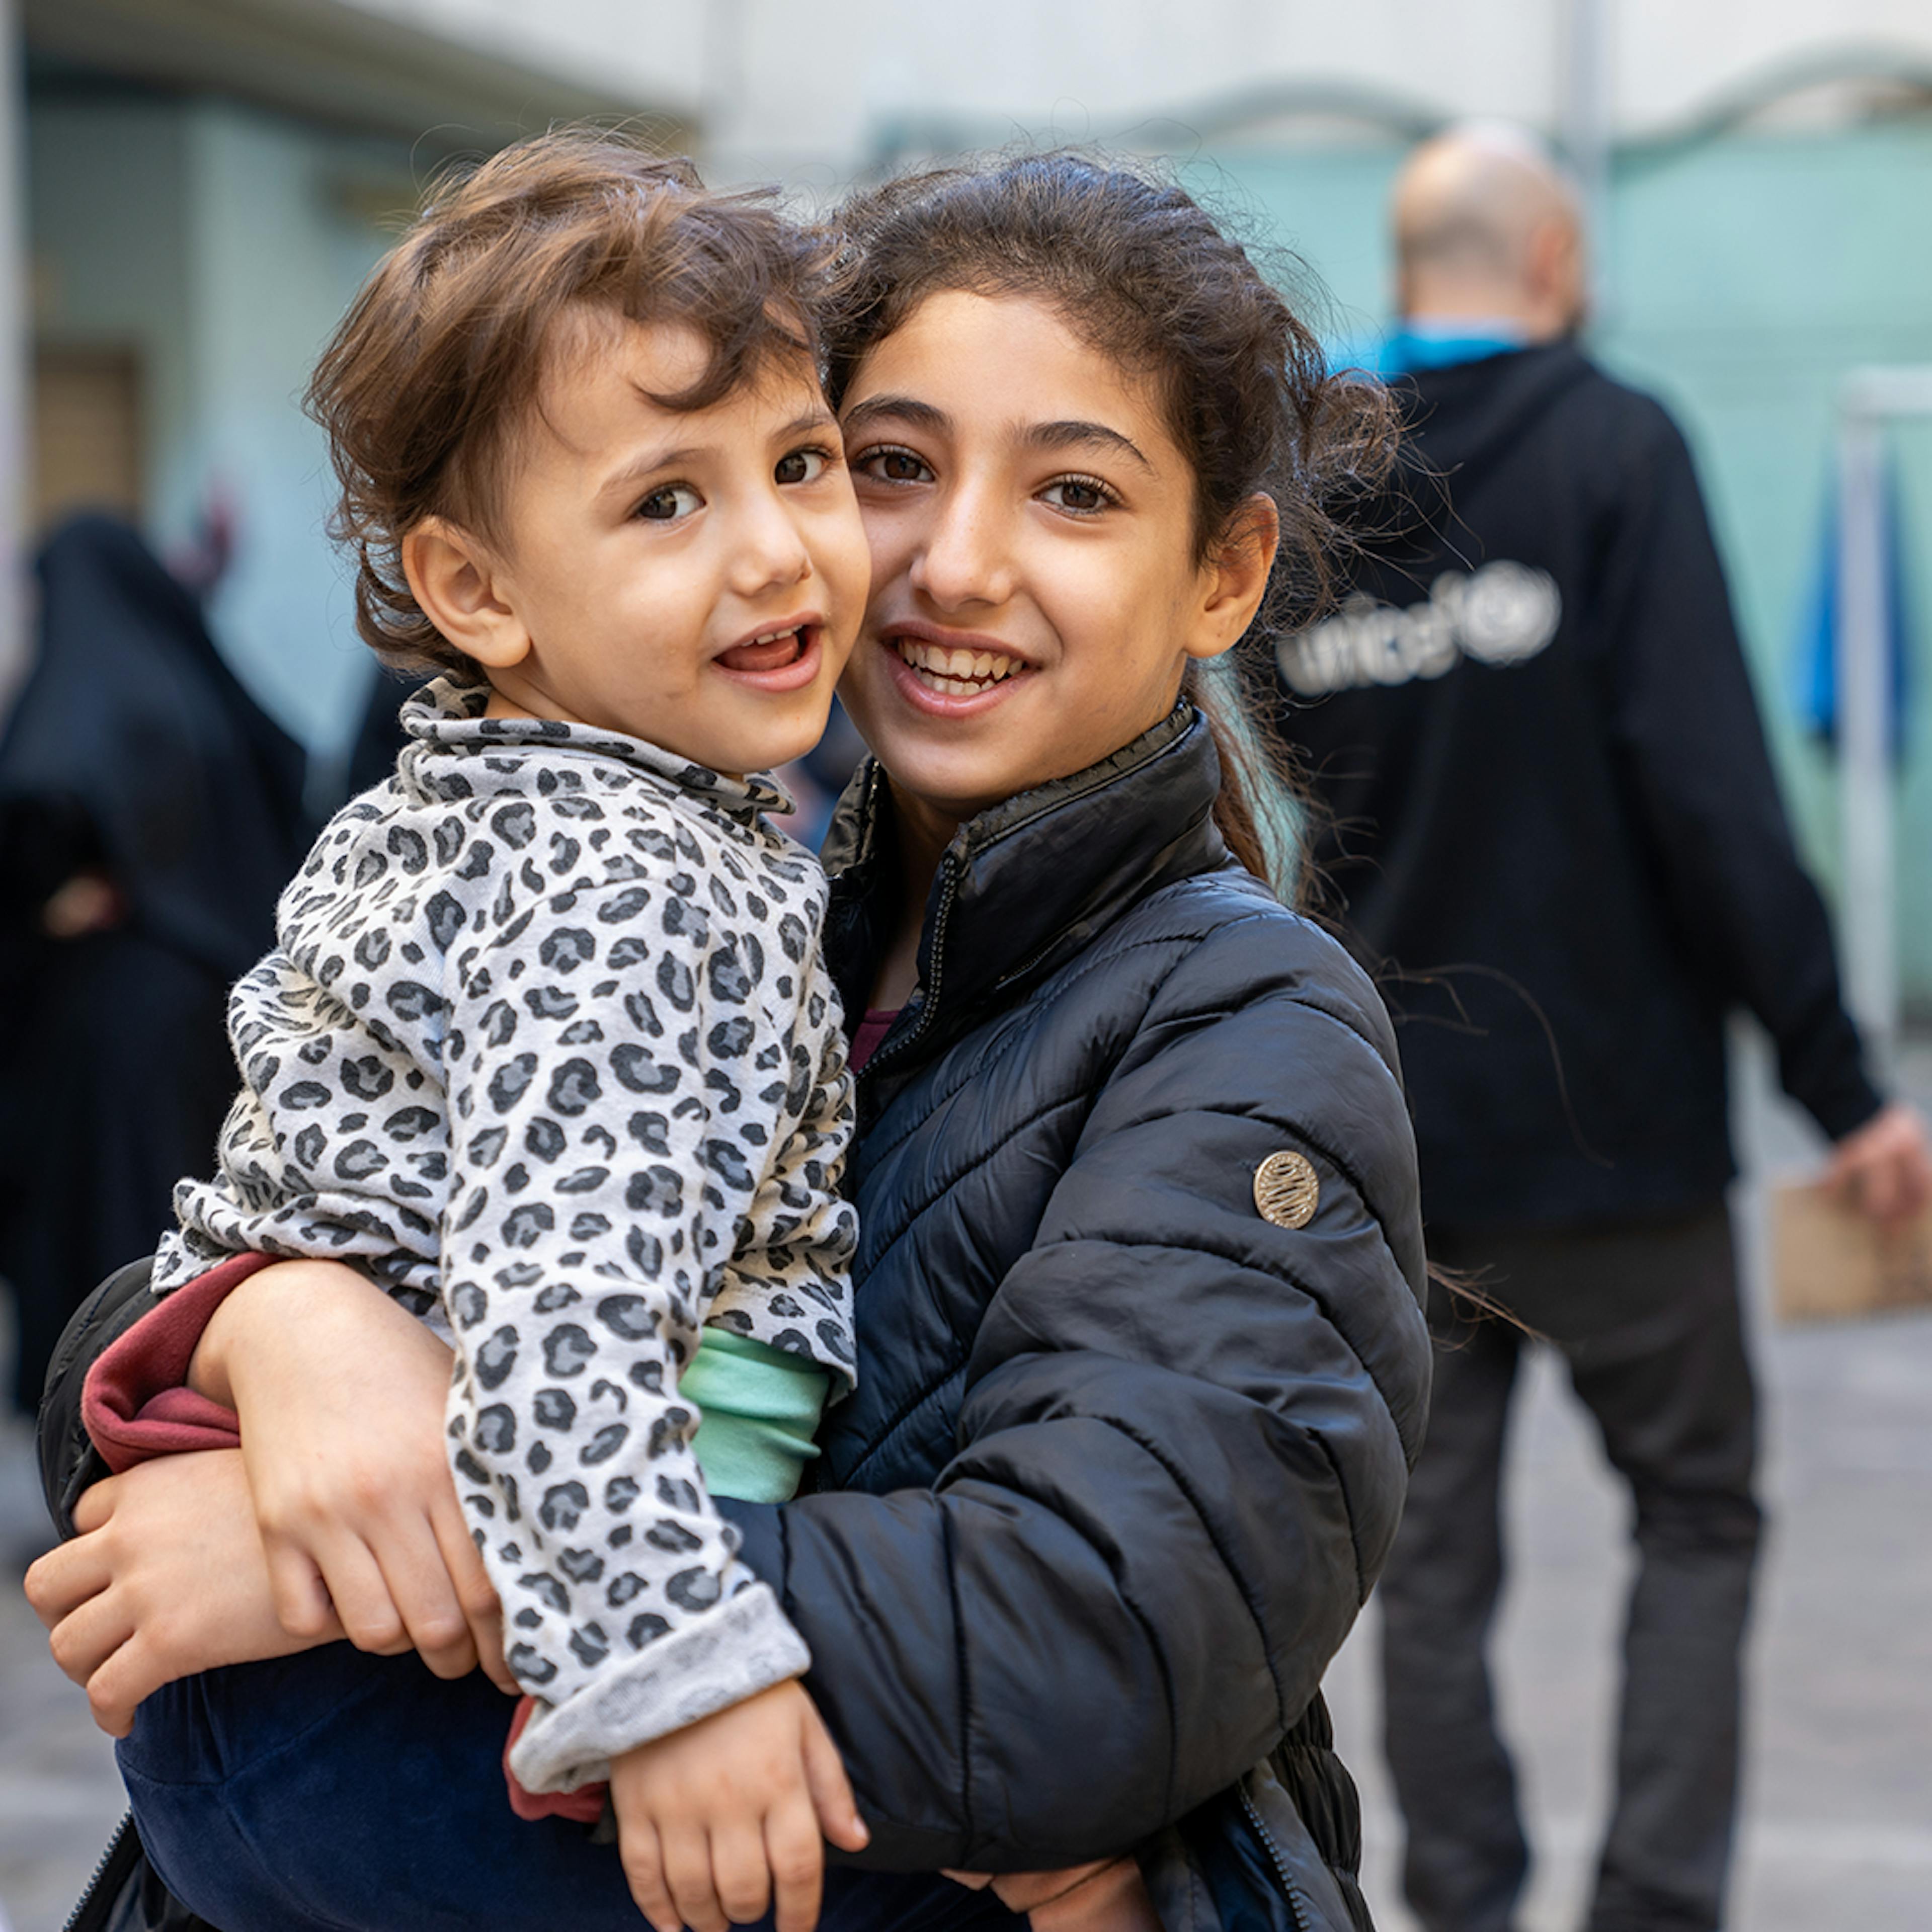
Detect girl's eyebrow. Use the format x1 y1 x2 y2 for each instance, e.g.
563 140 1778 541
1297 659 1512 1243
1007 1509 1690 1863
841 394 947 439
843 393 1152 475
1023 420 1153 472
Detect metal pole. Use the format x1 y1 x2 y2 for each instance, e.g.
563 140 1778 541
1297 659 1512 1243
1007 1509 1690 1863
1561 0 1614 319
1836 408 1897 1072
0 0 27 706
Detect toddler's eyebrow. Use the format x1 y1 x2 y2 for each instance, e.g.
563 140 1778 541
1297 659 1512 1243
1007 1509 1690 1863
595 409 842 501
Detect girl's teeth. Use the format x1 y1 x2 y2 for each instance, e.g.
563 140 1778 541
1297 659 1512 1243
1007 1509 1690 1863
895 639 1021 691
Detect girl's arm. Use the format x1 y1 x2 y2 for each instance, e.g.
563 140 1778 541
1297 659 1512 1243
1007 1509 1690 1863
731 913 1432 1869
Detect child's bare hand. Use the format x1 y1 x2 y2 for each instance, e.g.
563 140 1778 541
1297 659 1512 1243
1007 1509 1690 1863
610 1678 868 1932
194 1259 512 1692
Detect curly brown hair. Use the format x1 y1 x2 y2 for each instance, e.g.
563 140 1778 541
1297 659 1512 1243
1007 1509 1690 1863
820 151 1398 902
306 130 831 672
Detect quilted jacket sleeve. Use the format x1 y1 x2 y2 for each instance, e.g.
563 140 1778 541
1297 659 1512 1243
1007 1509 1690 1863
727 910 1431 1870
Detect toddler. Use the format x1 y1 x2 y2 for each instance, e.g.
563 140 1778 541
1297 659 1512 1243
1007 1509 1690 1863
151 132 872 1927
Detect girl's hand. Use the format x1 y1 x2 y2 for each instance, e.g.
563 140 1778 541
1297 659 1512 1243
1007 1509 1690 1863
24 1448 345 1736
192 1258 512 1692
944 1860 1164 1930
610 1678 868 1932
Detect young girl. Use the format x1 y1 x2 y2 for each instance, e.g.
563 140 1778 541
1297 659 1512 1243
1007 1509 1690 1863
34 151 1429 1932
137 130 877 1921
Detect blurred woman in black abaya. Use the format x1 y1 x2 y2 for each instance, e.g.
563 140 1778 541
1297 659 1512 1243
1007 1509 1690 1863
0 514 307 1411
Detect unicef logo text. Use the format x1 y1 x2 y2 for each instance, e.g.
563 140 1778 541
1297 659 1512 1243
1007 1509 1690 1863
1277 561 1563 695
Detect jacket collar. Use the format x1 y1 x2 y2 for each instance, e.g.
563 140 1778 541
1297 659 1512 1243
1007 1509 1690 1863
822 702 1229 1079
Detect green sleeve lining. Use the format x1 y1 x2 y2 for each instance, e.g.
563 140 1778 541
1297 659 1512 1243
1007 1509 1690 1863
682 1327 830 1504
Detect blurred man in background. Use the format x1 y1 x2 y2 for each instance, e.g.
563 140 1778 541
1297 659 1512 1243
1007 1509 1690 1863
1273 125 1932 1932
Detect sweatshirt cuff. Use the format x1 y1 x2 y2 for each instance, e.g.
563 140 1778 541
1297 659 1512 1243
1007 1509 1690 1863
507 1580 810 1793
1802 1069 1887 1145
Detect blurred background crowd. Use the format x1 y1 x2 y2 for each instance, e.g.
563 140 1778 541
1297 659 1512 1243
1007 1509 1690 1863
1 3 1930 1930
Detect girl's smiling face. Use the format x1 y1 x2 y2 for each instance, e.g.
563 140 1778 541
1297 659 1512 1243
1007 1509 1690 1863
838 290 1273 829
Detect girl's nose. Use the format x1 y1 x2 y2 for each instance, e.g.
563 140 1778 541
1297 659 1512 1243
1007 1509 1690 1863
909 489 1014 612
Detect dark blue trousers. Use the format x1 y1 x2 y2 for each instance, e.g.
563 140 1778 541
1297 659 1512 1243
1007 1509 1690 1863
119 1643 1022 1932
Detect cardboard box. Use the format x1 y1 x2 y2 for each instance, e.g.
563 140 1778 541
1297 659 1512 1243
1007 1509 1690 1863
1770 1179 1932 1323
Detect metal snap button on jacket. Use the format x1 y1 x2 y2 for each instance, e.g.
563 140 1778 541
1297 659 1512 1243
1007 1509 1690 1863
1254 1150 1320 1228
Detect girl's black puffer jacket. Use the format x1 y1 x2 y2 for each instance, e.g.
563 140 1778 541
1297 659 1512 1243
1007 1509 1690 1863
39 703 1429 1932
723 702 1431 1926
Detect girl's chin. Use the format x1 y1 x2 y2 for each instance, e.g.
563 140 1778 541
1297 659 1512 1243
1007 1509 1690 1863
869 727 1062 826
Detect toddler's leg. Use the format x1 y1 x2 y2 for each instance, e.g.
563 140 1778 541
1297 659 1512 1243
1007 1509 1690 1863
120 1645 648 1931
121 1642 1027 1932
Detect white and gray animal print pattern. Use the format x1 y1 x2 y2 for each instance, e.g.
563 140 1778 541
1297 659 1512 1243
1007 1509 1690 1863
157 677 858 1791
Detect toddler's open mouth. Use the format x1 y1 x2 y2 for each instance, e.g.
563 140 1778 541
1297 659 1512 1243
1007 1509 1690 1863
717 623 814 674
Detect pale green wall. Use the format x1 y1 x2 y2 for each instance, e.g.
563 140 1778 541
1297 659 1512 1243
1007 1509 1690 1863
1205 126 1932 1010
27 107 1932 996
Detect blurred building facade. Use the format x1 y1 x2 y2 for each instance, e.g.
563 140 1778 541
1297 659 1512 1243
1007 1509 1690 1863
9 0 1932 1007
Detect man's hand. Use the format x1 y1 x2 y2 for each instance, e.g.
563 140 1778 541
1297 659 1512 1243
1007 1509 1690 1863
610 1678 868 1932
1823 1101 1932 1230
194 1258 512 1691
24 1449 341 1736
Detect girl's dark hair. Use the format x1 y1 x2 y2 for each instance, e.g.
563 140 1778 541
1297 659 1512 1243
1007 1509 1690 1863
821 150 1398 905
307 130 829 672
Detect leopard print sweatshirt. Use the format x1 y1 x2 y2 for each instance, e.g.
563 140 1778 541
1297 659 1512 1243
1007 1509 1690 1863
154 676 858 1794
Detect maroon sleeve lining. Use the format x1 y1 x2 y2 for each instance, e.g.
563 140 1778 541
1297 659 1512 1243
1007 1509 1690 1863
80 1252 272 1470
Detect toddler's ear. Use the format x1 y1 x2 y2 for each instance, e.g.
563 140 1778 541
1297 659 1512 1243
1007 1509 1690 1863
402 520 530 670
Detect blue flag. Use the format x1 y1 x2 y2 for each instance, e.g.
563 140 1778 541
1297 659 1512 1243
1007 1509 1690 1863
1794 456 1913 760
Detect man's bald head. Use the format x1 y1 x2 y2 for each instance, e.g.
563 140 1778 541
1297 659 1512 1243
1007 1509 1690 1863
1393 123 1586 338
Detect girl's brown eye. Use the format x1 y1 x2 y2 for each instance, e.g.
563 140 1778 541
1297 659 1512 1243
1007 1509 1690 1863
859 447 931 485
1042 476 1111 514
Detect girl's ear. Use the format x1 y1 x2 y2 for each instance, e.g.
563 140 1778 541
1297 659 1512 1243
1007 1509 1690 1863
401 520 531 671
1183 493 1280 662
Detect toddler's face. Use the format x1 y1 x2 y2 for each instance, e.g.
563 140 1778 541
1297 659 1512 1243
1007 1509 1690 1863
479 317 868 776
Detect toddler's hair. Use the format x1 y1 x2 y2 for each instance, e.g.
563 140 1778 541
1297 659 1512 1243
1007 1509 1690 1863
822 151 1398 905
308 129 829 671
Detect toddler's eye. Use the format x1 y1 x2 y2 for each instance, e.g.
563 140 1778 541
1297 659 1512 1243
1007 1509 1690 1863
775 447 830 486
636 484 701 522
1040 475 1114 515
854 446 933 486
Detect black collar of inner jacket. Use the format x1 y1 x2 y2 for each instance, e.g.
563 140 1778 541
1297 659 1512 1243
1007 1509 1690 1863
820 702 1229 1072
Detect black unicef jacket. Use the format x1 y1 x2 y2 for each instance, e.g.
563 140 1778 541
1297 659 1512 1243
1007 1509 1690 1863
42 705 1429 1931
1277 344 1881 1227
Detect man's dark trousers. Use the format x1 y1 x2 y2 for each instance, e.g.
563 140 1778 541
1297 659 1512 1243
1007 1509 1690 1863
1379 1204 1761 1932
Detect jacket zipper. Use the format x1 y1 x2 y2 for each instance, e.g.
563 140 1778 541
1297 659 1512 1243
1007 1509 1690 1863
63 1810 136 1932
854 857 959 1086
1238 1784 1318 1932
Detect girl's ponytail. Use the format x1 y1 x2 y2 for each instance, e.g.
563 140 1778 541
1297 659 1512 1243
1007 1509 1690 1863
1188 652 1309 909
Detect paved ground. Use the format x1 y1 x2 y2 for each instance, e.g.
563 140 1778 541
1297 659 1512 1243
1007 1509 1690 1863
1 1032 1928 1930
